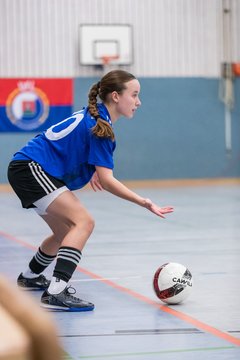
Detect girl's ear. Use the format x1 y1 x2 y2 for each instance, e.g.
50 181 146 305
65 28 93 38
111 91 119 103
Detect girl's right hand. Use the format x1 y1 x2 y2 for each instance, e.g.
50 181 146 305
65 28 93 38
90 172 103 192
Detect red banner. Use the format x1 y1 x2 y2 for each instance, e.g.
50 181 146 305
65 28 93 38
0 78 73 132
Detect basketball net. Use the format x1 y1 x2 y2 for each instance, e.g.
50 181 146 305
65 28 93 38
100 55 119 74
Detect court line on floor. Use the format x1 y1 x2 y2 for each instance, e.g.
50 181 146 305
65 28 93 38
1 230 240 348
78 346 237 359
59 328 203 337
0 231 36 251
76 265 240 347
70 276 142 282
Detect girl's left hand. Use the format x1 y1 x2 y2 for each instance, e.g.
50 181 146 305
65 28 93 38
143 198 174 218
90 172 103 192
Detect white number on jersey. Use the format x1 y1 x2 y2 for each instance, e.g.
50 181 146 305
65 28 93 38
45 111 84 141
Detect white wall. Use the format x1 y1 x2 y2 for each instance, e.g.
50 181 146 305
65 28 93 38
0 0 240 77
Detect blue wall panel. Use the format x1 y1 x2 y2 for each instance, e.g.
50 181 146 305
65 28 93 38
74 77 240 180
0 78 239 183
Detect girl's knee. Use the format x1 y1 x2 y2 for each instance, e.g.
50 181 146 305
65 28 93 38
74 213 95 236
83 215 95 234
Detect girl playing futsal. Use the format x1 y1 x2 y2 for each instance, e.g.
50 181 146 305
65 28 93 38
8 70 173 311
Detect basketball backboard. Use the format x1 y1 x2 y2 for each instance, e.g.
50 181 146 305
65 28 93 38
79 24 133 66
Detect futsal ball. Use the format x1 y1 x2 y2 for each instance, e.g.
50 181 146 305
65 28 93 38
153 262 193 304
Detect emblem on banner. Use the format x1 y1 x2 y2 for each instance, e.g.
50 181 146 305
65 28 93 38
6 81 49 130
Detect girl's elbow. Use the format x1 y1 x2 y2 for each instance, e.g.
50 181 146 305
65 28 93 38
98 177 114 191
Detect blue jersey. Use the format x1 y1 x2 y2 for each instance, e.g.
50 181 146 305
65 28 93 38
13 103 116 190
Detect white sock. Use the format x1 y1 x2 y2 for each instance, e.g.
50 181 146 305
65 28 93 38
48 276 68 295
22 268 39 279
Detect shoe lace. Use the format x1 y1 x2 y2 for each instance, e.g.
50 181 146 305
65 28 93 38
39 274 47 280
65 285 81 301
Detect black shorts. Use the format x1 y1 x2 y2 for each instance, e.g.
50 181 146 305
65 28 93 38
8 160 66 209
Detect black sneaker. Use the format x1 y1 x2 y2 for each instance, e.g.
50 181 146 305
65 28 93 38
17 273 50 291
41 286 94 312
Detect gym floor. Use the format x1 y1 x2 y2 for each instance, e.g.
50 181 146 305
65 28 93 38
0 182 239 359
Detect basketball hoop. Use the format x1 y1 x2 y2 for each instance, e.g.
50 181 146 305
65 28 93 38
232 63 240 76
100 55 119 74
101 55 119 66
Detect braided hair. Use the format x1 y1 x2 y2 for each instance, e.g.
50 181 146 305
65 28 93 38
88 70 136 141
